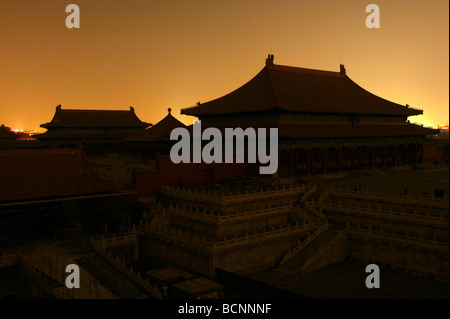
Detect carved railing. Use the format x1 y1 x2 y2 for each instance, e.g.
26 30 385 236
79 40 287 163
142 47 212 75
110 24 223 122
91 229 138 249
300 184 316 203
318 199 448 228
167 201 292 225
161 183 308 205
317 186 332 203
350 224 449 255
290 206 314 223
305 199 328 222
145 221 322 254
329 186 449 210
301 225 349 271
90 241 162 299
279 222 328 266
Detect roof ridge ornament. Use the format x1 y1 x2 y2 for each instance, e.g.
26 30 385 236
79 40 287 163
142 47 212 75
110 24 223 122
265 54 274 66
340 64 346 75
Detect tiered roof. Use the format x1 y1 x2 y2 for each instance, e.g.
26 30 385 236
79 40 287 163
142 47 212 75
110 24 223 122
181 55 423 117
41 105 151 129
124 108 186 142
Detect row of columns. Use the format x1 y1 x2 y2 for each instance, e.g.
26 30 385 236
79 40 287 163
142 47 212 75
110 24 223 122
279 144 422 177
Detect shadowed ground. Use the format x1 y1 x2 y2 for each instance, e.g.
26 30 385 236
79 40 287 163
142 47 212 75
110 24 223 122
247 259 449 299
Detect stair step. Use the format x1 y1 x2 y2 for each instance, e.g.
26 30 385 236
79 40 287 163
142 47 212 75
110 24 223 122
277 229 342 274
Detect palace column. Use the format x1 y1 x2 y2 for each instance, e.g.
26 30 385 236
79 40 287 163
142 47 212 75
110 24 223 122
338 147 343 172
419 143 423 163
277 150 282 178
394 144 398 167
351 147 355 171
405 145 408 165
383 145 387 168
289 149 294 177
371 146 375 168
323 148 327 174
307 149 311 176
416 143 420 164
357 147 362 169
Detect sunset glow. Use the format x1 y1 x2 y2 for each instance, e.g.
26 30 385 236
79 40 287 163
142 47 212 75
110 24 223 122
0 0 448 131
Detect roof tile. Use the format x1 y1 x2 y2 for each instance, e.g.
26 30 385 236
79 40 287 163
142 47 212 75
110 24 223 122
181 61 422 117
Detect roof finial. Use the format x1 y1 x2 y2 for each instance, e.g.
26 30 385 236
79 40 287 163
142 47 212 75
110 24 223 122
130 106 135 112
265 54 274 66
168 107 172 114
56 104 61 110
340 64 346 75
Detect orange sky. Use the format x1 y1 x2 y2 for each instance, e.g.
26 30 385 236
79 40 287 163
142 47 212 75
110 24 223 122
0 0 448 131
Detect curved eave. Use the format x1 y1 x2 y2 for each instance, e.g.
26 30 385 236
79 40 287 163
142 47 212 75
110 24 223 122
340 75 423 116
181 66 277 116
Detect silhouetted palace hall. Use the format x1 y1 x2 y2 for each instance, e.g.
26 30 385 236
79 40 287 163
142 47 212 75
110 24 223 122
182 55 438 178
35 55 440 189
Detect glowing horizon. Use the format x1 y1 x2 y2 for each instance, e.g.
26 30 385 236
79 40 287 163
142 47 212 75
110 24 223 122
1 0 448 132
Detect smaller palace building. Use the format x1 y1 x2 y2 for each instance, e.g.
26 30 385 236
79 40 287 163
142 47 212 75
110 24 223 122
124 108 187 160
37 105 151 154
181 55 439 178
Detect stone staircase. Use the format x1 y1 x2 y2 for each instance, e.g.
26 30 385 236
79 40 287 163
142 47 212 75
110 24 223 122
290 206 317 224
276 228 343 276
63 200 85 241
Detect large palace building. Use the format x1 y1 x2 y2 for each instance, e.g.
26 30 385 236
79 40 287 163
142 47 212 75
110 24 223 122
181 55 439 178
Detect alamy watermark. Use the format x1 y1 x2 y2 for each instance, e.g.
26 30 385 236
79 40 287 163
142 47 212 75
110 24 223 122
366 4 380 29
170 121 278 175
65 4 80 29
365 263 380 288
65 264 80 288
65 4 379 29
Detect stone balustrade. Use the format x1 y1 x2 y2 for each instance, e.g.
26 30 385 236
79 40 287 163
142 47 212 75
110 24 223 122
90 241 162 299
279 222 328 265
329 186 449 210
167 201 293 225
300 184 316 202
91 231 138 249
350 224 448 254
317 198 448 228
301 225 349 271
145 221 322 255
161 183 309 205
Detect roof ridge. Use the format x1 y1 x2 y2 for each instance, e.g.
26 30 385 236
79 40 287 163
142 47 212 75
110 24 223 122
271 63 342 77
60 109 132 112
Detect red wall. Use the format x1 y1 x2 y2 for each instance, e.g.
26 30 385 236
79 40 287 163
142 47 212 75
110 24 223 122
134 155 259 196
422 141 444 163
